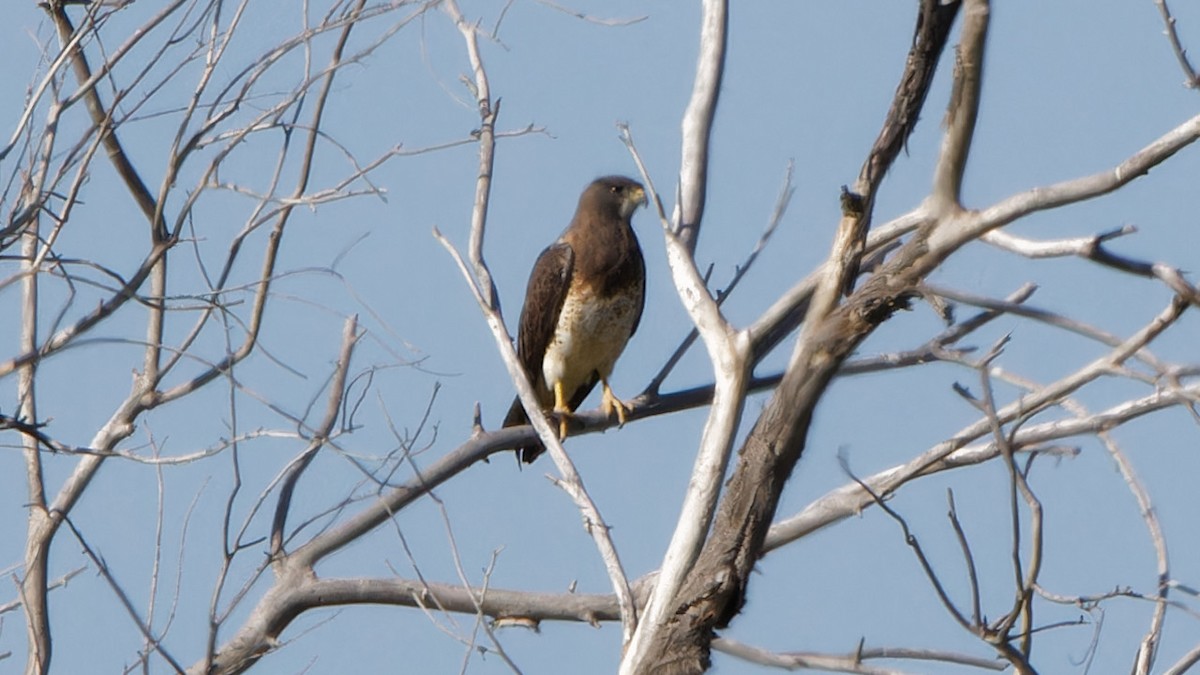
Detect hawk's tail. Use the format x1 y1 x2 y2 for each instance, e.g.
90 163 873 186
502 397 545 464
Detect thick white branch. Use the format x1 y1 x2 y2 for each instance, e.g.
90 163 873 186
620 230 749 670
927 110 1200 255
620 2 748 669
673 0 726 252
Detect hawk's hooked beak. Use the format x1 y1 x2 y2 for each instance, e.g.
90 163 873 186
624 186 648 218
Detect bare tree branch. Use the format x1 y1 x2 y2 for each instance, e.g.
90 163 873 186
838 0 961 293
642 160 794 396
61 517 186 674
18 201 47 674
767 295 1189 552
621 126 751 673
444 0 500 311
929 0 987 213
1163 642 1200 675
0 567 85 617
1154 0 1200 88
672 0 726 253
533 0 647 27
269 315 361 559
622 3 982 671
45 1 171 237
712 637 1006 673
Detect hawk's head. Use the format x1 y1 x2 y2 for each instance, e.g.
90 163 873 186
580 176 647 221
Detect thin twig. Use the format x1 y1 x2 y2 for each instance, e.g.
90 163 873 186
533 0 647 27
643 160 794 395
0 567 86 616
61 517 186 674
269 315 360 559
838 454 973 632
713 636 1006 673
1153 0 1200 88
946 489 983 627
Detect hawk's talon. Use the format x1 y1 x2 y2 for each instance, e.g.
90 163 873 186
600 382 630 428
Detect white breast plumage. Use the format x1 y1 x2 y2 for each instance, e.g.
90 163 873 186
541 279 642 397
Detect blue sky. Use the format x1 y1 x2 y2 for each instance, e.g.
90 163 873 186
2 1 1200 673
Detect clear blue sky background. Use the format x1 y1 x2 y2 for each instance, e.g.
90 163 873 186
2 1 1200 673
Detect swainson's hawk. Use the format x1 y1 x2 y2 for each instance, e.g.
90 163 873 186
502 176 648 463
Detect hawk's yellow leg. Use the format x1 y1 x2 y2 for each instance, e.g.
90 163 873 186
553 380 572 440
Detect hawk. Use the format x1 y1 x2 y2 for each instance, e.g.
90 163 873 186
502 175 648 463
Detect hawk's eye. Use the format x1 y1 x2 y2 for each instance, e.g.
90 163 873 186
610 185 621 194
